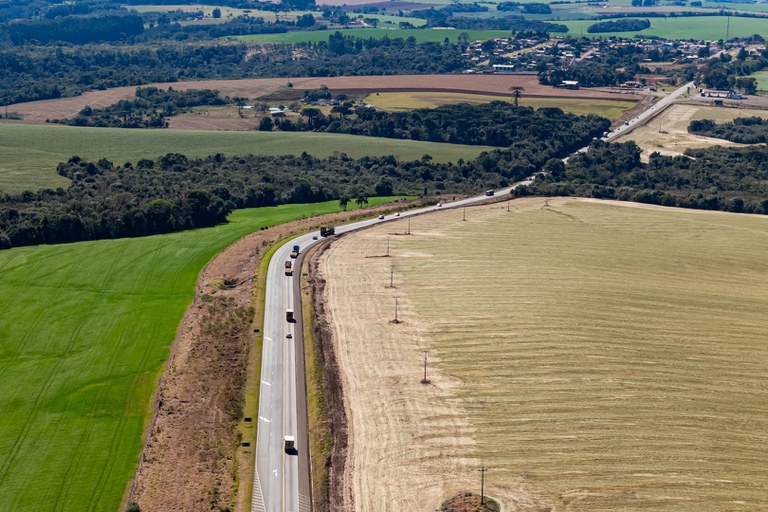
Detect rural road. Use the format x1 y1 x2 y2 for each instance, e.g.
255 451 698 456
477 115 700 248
252 80 693 512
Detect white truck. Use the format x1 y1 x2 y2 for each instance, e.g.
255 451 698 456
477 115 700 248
284 435 295 453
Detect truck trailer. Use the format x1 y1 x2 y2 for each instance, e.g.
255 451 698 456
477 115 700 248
320 226 335 237
286 309 294 323
290 245 300 258
284 260 293 276
284 435 295 453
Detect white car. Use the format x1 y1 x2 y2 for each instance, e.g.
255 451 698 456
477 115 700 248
378 215 385 220
286 333 293 339
395 212 400 217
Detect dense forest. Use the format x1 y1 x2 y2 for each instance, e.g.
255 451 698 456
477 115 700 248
52 87 230 128
689 116 768 143
272 102 611 149
518 141 768 214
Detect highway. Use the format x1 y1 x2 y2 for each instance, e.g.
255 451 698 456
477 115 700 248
251 80 694 512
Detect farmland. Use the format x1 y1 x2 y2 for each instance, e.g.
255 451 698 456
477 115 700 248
0 123 491 194
748 70 768 92
364 91 637 118
563 16 768 40
0 197 400 512
319 197 768 511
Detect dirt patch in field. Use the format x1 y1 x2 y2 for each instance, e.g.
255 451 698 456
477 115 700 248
9 75 640 126
125 200 418 512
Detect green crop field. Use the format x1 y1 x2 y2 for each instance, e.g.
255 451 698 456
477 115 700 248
0 196 399 512
563 15 768 40
231 28 513 44
325 197 768 510
0 123 492 194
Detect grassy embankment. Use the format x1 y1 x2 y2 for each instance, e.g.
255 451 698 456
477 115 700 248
0 197 398 512
364 91 637 118
0 123 492 194
391 199 768 510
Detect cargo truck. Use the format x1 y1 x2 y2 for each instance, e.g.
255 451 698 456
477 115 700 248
320 226 335 237
290 245 300 258
284 260 293 276
284 435 295 453
286 309 294 322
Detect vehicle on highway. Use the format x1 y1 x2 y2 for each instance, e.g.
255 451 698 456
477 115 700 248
378 215 385 220
436 202 443 207
395 212 400 217
485 190 495 197
290 245 300 258
312 235 318 240
286 333 292 339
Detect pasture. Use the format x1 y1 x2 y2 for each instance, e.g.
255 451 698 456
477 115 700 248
363 91 637 117
748 70 768 91
320 197 768 511
0 197 397 512
0 123 491 194
563 15 768 40
231 28 513 44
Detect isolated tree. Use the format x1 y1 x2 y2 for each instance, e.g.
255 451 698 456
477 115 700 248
300 107 322 128
339 196 350 211
355 194 369 208
212 7 222 18
258 116 273 131
510 86 525 107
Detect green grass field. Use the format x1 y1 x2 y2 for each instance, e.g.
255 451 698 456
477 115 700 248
0 197 398 512
363 91 636 118
748 70 768 91
0 123 492 194
231 28 513 44
339 198 768 510
563 15 768 39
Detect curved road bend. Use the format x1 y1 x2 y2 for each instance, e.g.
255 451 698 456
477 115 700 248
251 80 694 512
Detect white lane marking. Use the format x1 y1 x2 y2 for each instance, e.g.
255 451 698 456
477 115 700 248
261 380 272 386
264 337 272 342
259 416 271 423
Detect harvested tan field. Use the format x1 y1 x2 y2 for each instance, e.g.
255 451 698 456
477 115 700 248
618 103 768 161
319 197 768 512
9 75 637 125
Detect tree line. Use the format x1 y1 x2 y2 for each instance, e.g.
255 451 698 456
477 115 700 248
268 102 610 149
51 87 230 128
689 116 768 144
587 19 650 33
518 140 768 214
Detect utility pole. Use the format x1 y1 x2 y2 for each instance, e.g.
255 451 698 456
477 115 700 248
421 351 430 384
390 296 401 324
463 206 467 221
407 217 411 235
479 466 487 507
507 199 511 212
386 236 390 257
386 266 395 289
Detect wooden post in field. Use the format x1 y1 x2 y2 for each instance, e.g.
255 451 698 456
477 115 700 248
421 351 430 385
479 466 487 506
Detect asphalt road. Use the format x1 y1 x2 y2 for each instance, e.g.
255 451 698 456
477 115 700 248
252 80 694 512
